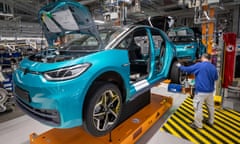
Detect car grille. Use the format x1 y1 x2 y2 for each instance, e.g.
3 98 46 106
14 86 30 102
15 89 60 127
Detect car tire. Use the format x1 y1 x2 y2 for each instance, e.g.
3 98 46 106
169 61 181 84
83 82 122 137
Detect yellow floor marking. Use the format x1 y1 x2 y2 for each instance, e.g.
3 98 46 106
203 125 235 144
160 124 182 138
173 113 221 144
226 109 240 116
215 111 239 126
214 115 240 134
168 118 200 144
198 129 223 144
219 110 240 121
178 107 194 119
162 97 240 144
171 115 210 144
211 123 239 142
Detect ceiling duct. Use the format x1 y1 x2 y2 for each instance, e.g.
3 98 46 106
0 0 13 17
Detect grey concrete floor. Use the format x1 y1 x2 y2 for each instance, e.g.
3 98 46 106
0 106 24 123
136 84 193 144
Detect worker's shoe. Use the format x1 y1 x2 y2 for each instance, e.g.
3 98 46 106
203 119 213 126
189 122 202 129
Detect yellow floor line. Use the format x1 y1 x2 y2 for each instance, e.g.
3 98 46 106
178 107 194 118
161 97 240 144
214 115 240 134
175 112 223 144
172 114 214 144
160 124 182 138
167 109 227 144
209 121 239 142
218 110 240 122
197 129 223 144
226 109 240 116
167 118 200 144
215 111 239 126
202 125 235 144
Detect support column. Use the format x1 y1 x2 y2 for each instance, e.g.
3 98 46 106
232 4 239 36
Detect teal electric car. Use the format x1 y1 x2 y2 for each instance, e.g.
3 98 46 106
13 0 180 136
168 26 206 63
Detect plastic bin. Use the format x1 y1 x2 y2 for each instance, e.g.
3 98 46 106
168 83 182 93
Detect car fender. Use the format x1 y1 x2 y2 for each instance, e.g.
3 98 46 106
78 49 130 111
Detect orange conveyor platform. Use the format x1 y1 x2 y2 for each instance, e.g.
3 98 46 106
30 93 173 144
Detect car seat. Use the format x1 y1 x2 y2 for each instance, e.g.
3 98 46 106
128 39 142 61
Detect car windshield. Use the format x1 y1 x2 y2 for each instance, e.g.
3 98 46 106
58 29 118 52
168 29 195 42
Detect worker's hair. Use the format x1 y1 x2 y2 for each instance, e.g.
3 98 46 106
201 53 211 60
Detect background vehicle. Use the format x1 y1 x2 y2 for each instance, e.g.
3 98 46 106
0 67 15 113
13 1 180 136
167 26 206 63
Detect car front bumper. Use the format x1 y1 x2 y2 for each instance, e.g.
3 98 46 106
13 69 88 128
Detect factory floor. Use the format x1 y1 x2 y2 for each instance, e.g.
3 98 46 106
0 83 239 144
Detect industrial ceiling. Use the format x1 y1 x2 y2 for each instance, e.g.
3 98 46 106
0 0 239 38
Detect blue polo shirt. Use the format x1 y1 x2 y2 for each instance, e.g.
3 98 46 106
179 61 218 93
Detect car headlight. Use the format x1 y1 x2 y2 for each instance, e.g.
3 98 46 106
43 63 91 81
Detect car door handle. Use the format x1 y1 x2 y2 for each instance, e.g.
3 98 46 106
122 63 130 67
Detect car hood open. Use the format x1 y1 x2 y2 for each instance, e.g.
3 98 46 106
39 0 102 46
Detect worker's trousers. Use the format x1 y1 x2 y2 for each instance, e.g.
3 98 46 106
193 92 214 128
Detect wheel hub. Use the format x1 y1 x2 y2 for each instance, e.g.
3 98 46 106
93 90 121 131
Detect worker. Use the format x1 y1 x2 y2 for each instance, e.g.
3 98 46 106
176 53 218 129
